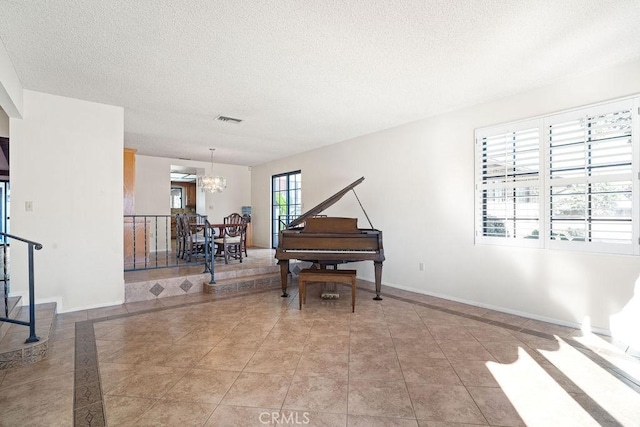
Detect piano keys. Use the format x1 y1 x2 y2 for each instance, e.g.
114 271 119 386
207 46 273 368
275 177 385 300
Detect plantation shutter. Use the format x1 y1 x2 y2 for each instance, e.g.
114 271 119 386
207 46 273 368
476 120 541 245
546 99 636 254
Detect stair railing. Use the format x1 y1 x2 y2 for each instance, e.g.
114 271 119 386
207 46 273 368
0 232 43 343
124 214 209 271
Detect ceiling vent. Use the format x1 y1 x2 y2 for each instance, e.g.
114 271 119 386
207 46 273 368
215 115 243 124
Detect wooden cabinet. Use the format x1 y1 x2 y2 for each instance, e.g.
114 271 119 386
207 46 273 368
123 148 136 215
186 184 196 207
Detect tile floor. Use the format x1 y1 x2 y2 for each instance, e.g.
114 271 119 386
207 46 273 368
1 277 640 426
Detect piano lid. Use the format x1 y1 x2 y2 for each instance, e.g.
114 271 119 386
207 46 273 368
286 177 365 229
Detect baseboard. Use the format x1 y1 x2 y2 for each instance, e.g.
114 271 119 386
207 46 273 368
56 299 125 314
359 274 612 337
10 292 62 311
10 291 125 314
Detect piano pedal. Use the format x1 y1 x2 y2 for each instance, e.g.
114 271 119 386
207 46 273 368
321 282 339 299
321 291 340 300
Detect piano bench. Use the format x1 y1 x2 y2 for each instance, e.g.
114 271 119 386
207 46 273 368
298 268 357 312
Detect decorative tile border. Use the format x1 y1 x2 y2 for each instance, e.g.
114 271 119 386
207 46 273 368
73 321 104 426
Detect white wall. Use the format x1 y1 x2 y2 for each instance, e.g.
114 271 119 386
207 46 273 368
252 58 640 340
10 90 124 312
135 155 172 216
135 154 251 223
130 154 173 252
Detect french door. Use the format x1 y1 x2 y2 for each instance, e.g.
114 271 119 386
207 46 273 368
271 171 301 248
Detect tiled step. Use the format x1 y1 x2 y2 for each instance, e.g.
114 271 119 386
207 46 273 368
214 264 280 281
0 301 56 369
125 264 280 303
0 296 22 342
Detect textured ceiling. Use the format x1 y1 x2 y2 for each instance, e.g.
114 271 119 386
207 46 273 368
1 1 640 166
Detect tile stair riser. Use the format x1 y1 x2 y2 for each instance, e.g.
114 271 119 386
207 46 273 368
214 265 279 281
203 274 281 294
124 265 280 302
125 264 278 285
0 348 21 365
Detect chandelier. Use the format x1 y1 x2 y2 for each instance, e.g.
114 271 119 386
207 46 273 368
198 148 227 193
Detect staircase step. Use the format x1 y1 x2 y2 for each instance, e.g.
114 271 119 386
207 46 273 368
214 264 279 281
0 296 22 342
125 265 280 303
0 301 56 370
203 272 281 294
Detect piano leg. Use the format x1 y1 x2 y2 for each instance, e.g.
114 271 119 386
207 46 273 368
278 260 290 297
373 261 383 300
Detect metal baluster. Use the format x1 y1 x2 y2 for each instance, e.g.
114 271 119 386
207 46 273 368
144 216 149 269
2 243 7 318
132 217 136 270
154 216 158 268
25 243 39 343
164 215 171 266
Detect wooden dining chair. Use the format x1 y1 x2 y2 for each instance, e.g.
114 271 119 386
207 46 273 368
182 214 206 262
214 218 246 264
224 213 248 257
174 214 185 259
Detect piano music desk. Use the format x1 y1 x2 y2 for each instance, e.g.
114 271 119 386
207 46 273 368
298 269 357 312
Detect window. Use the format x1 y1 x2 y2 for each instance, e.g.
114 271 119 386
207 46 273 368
271 171 302 248
475 97 639 255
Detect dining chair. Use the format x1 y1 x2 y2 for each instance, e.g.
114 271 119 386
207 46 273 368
174 214 185 259
182 214 206 262
223 213 248 257
214 220 246 264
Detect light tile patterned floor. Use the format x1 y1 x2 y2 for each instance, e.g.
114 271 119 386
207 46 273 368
1 277 640 426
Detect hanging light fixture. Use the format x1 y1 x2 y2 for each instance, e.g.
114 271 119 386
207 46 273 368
198 148 227 193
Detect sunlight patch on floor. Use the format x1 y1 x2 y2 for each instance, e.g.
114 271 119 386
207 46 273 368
572 329 640 385
487 347 599 427
541 337 640 426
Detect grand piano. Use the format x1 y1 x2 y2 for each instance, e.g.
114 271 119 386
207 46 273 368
275 177 385 300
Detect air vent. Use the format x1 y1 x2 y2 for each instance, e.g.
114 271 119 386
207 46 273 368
215 115 243 124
